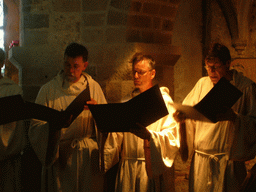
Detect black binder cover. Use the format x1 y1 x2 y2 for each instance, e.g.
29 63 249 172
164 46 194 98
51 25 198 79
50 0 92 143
0 86 91 127
171 77 243 123
88 84 169 132
0 95 27 125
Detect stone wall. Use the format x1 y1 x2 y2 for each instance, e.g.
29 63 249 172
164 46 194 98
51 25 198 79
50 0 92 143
8 0 181 102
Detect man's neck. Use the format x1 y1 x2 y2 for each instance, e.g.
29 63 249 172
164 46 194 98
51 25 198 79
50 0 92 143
224 70 233 82
139 85 153 93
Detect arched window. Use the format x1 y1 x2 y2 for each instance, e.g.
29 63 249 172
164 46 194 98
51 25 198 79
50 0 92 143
0 0 4 75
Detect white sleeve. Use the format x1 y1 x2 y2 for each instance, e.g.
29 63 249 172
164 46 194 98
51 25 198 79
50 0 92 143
147 90 180 176
101 132 123 172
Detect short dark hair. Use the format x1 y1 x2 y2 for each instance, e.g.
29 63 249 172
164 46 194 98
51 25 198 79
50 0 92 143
205 43 231 65
64 42 88 62
130 52 156 70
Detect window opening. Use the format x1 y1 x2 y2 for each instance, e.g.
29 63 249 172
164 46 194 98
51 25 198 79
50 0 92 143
0 0 4 76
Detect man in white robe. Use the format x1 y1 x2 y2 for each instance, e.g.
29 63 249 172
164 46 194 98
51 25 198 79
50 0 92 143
174 43 256 192
29 43 107 192
102 53 180 192
0 48 27 192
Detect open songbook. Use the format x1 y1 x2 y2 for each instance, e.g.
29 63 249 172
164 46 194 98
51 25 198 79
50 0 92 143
88 84 169 132
0 85 91 127
171 77 243 123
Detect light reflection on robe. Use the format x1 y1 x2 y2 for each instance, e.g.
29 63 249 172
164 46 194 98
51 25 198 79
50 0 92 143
102 87 180 192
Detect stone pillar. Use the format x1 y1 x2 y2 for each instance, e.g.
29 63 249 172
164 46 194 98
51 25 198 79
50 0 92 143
9 46 62 101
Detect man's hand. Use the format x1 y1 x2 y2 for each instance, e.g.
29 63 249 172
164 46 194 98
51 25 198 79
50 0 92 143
130 123 151 141
84 98 97 110
173 111 186 123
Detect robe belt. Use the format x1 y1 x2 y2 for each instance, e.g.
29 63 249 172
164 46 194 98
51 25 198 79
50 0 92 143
71 139 81 149
69 138 81 191
70 137 95 149
70 138 92 191
122 156 145 161
195 150 227 187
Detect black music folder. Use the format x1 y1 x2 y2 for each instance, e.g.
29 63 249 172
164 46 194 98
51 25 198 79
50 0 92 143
88 84 169 132
0 85 91 127
171 77 243 123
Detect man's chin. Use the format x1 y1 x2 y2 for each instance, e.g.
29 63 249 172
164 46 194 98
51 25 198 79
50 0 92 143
210 77 220 85
134 84 141 89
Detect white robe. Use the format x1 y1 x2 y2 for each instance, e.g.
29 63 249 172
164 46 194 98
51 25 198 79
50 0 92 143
29 71 107 192
0 77 26 192
183 70 256 192
103 87 180 192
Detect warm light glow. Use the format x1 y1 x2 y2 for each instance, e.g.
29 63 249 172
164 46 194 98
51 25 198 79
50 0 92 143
0 0 4 75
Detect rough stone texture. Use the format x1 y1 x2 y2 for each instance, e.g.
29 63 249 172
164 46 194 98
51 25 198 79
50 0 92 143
126 29 141 42
141 31 155 43
153 31 172 44
48 32 81 51
142 3 161 15
153 17 161 29
82 0 109 12
51 13 81 32
23 30 48 46
24 14 49 29
81 29 105 43
130 1 142 12
106 27 127 43
53 0 81 12
84 13 106 27
162 19 174 31
110 0 131 11
169 0 181 4
127 15 152 28
107 10 128 26
159 5 177 17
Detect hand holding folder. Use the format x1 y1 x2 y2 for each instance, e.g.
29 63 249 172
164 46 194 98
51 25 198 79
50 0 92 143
171 77 243 123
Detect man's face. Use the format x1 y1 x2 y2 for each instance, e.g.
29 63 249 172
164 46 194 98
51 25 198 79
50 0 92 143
132 59 155 93
205 58 229 85
63 56 87 83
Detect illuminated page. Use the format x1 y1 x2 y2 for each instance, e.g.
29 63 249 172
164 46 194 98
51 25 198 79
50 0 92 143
171 103 211 122
88 84 169 132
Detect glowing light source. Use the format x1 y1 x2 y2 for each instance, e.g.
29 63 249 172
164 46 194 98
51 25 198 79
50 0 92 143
0 0 4 76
